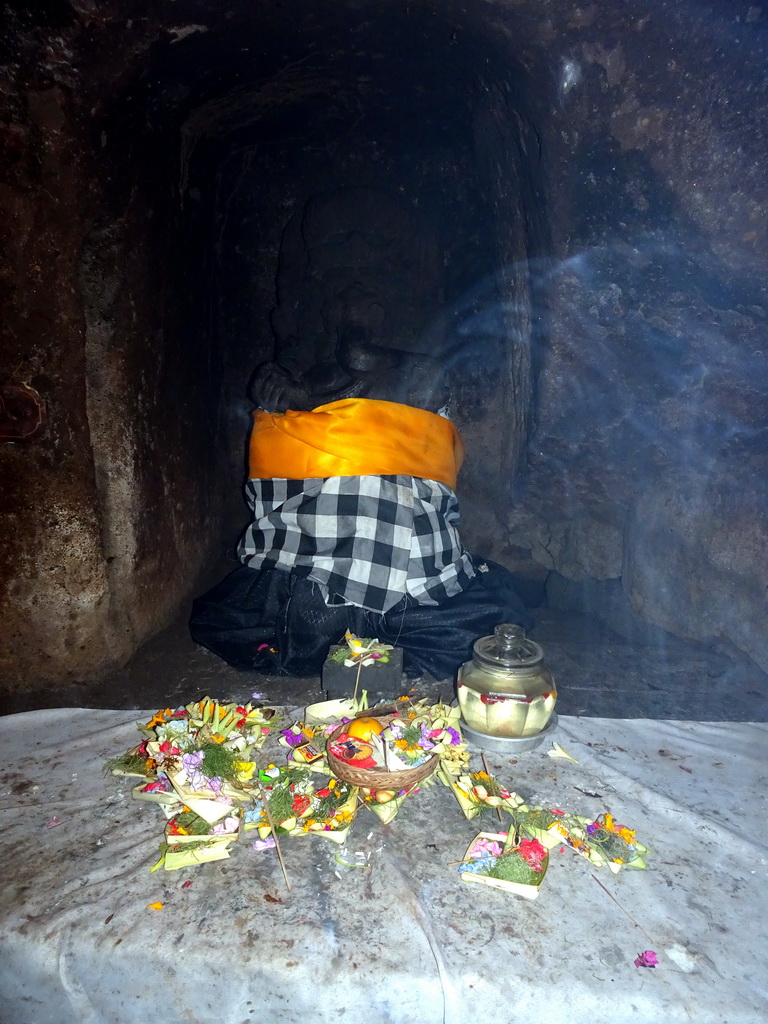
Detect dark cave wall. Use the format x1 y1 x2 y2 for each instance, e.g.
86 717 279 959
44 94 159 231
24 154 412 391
497 1 768 669
77 141 222 668
0 0 766 692
0 11 223 687
0 75 117 685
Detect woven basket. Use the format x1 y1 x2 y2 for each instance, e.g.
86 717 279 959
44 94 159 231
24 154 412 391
326 717 438 789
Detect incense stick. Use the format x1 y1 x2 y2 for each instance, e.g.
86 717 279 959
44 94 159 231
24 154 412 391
591 874 655 943
354 655 366 704
258 780 291 892
3 360 23 384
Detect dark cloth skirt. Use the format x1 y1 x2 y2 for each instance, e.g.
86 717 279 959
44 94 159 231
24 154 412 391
189 557 533 681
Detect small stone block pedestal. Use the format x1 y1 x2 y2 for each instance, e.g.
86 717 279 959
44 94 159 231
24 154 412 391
322 646 405 700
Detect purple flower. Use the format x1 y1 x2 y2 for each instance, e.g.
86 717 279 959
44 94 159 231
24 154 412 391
281 728 305 748
445 727 461 745
418 723 436 750
207 777 231 804
182 751 207 789
252 837 276 852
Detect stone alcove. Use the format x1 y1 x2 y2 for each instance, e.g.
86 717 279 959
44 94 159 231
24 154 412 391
1 0 766 695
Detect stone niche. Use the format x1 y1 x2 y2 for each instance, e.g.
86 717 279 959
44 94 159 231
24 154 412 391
0 0 766 694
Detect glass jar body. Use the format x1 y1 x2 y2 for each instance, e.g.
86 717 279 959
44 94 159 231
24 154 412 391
458 660 557 738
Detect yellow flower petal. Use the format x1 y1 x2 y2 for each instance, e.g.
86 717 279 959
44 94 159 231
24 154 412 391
147 901 164 910
146 707 174 728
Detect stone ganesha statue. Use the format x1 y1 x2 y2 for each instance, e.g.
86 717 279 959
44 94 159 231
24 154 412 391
190 187 531 681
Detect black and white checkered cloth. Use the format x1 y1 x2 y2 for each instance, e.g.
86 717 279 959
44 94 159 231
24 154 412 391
238 475 476 613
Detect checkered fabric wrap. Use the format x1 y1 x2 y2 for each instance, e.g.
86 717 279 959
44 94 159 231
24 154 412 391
238 475 476 613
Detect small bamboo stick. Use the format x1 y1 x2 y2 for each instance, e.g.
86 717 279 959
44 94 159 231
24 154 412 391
481 753 504 823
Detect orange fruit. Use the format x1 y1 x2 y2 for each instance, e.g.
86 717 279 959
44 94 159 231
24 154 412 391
346 716 385 742
348 742 373 762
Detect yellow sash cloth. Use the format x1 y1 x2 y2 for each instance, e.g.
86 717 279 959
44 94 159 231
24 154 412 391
248 398 464 490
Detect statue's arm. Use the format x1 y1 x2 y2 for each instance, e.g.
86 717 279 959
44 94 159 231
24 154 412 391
248 361 313 413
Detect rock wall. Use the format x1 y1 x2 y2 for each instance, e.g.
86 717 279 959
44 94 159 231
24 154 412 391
479 1 768 670
0 6 223 689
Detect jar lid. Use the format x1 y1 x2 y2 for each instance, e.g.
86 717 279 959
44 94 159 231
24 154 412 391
473 623 543 669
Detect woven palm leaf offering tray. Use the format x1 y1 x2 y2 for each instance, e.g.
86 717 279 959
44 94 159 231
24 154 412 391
279 695 464 827
107 636 650 897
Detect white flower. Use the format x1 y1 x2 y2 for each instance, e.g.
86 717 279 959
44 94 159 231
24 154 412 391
547 742 578 763
156 720 193 748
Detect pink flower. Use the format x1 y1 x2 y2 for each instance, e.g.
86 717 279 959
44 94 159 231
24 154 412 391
634 950 659 968
210 815 239 836
472 838 503 858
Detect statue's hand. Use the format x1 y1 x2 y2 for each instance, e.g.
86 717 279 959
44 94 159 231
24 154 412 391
249 362 312 412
